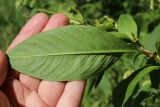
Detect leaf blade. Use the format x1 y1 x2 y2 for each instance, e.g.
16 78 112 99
113 66 160 107
122 66 160 107
118 14 138 40
7 25 137 81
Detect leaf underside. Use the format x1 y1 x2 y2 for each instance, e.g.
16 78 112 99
7 25 136 81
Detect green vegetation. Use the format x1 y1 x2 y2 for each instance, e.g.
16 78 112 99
1 0 160 107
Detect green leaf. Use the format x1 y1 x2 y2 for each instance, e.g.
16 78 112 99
7 25 136 81
140 24 160 52
122 66 160 107
94 56 119 87
62 10 84 25
110 32 132 43
113 66 160 107
94 16 115 31
118 14 138 41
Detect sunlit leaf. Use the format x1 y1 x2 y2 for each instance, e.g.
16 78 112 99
118 14 138 41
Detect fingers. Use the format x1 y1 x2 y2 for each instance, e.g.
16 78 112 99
19 74 41 91
25 91 49 107
0 51 8 86
2 78 28 106
57 81 86 107
38 13 69 107
38 81 66 107
42 13 69 31
9 13 49 91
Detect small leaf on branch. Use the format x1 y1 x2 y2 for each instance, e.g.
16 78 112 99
118 14 138 41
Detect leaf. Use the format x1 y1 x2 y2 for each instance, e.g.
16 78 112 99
62 10 84 25
110 32 132 43
113 66 160 107
94 16 115 31
84 57 119 98
140 24 160 52
94 56 119 87
7 25 136 81
118 14 138 41
122 66 160 107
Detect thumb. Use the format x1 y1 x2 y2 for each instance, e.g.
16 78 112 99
0 51 8 86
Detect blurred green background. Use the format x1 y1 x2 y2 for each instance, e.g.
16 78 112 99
0 0 160 107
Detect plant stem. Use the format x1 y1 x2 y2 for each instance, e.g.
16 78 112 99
134 39 160 62
138 47 156 59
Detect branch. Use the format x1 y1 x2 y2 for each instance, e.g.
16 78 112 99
139 47 157 59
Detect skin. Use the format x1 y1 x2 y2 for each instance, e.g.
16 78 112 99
0 13 86 107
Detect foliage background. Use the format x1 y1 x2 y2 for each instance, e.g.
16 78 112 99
0 0 160 107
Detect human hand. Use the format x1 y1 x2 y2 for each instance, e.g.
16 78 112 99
0 13 86 107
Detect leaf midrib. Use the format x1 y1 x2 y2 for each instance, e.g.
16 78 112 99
9 49 137 58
